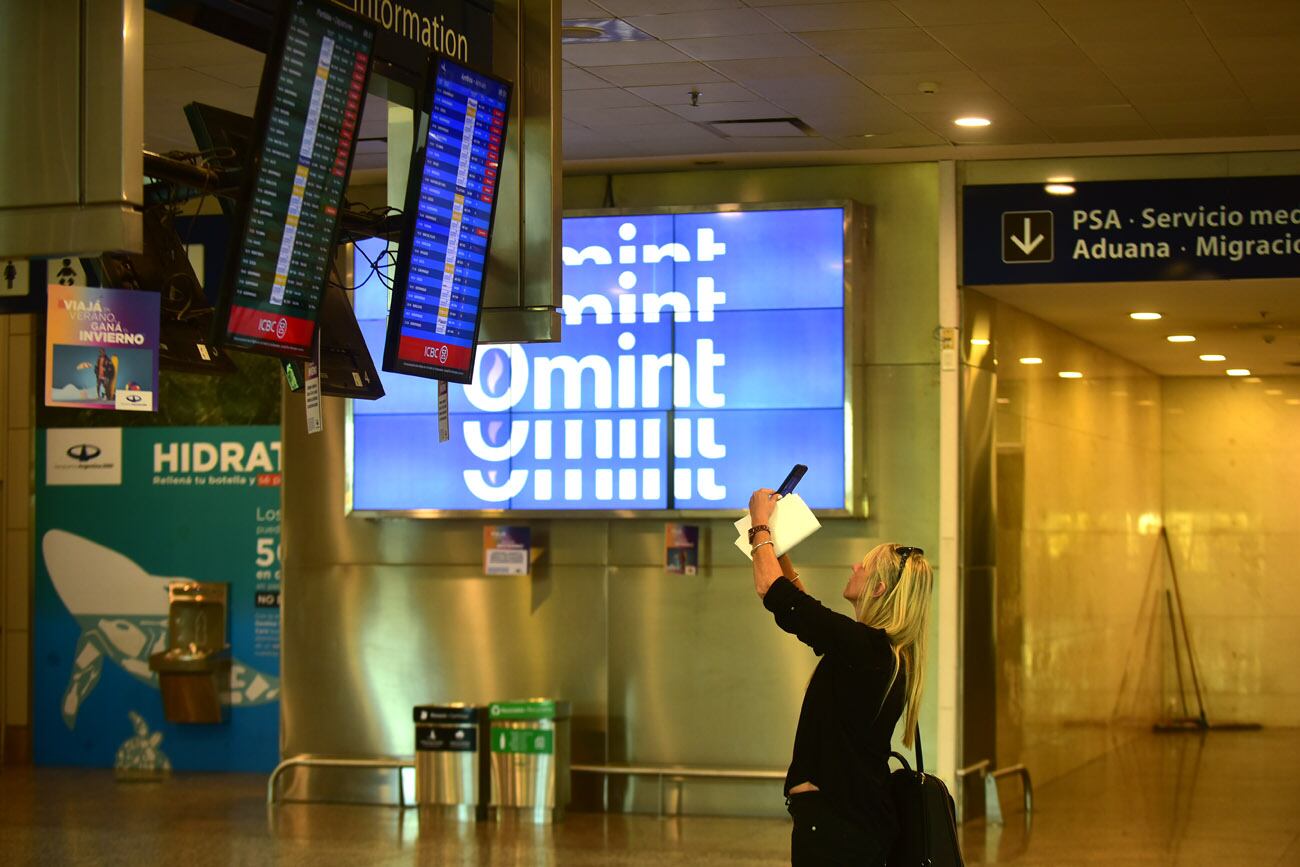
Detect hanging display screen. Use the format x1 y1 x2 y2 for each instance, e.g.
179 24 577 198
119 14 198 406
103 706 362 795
212 0 374 359
351 205 854 514
382 55 511 383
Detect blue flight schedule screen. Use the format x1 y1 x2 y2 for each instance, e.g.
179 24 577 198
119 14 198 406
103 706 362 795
384 57 510 382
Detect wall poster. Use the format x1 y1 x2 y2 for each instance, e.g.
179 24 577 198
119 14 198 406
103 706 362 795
34 425 282 772
45 284 160 413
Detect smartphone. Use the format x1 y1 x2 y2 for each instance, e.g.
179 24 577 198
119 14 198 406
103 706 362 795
776 464 808 496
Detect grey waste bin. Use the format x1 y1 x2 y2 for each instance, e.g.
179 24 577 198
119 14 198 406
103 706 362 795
414 704 485 820
488 698 571 823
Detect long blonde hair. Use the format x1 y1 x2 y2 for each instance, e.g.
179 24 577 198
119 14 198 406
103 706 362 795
853 543 933 749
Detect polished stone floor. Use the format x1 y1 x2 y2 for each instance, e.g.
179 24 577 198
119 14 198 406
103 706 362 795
1 730 1297 865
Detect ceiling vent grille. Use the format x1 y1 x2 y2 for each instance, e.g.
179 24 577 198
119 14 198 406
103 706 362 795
708 118 813 138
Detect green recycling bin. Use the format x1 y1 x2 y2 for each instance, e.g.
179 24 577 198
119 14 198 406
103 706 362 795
487 698 571 823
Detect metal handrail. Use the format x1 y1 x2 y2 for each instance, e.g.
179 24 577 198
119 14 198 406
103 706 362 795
267 754 415 806
571 763 786 817
987 764 1033 824
571 763 786 780
956 759 991 779
954 759 1033 825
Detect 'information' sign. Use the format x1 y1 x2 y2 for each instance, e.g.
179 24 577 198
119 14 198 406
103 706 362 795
964 175 1300 285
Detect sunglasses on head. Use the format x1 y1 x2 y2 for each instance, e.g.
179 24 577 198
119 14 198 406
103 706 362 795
896 546 924 571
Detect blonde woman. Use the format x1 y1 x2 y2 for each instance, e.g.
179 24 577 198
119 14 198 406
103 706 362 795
748 488 933 866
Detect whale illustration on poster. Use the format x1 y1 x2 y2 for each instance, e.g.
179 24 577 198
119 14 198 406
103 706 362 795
42 529 280 728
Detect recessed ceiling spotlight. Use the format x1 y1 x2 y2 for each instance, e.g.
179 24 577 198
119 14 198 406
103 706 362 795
1044 183 1076 195
1047 175 1075 183
1287 398 1300 405
970 338 990 346
1129 312 1162 321
996 397 1011 404
1266 388 1284 395
1166 334 1197 343
954 116 991 127
1244 376 1263 383
1058 371 1083 379
1226 368 1251 376
1019 356 1043 365
1199 354 1226 362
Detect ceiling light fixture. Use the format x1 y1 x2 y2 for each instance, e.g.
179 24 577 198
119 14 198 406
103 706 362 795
1044 183 1076 195
560 18 655 43
970 338 990 346
1129 312 1162 321
1019 356 1043 365
1199 354 1226 362
1244 376 1263 383
1266 388 1284 395
1287 399 1300 406
1047 175 1075 183
1166 334 1196 343
954 116 991 127
1058 371 1083 379
1226 368 1251 376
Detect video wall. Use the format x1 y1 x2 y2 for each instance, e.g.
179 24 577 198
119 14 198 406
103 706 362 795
350 205 851 512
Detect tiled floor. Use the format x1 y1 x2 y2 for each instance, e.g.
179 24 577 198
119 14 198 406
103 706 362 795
1 730 1297 866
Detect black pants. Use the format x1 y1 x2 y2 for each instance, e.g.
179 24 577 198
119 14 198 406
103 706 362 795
787 791 888 866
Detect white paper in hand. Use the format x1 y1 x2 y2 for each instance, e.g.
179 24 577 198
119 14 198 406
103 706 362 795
734 494 822 560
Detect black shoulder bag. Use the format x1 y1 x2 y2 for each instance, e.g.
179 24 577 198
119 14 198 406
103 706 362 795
888 725 964 866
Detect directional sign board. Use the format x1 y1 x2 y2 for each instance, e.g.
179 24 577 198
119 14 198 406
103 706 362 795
1001 211 1053 263
965 175 1300 285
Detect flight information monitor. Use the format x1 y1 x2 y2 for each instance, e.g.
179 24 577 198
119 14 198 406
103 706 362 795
382 55 511 384
213 0 375 359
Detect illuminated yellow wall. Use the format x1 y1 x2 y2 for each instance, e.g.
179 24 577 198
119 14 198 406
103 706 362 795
1163 376 1300 726
979 294 1165 785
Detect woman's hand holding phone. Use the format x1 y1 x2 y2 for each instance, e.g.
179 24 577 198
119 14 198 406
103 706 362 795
749 488 780 526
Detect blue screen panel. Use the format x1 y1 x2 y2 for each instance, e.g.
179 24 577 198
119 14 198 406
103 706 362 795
351 205 851 512
672 409 846 510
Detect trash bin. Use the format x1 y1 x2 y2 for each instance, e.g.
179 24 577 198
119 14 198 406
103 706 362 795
488 698 571 823
414 704 485 820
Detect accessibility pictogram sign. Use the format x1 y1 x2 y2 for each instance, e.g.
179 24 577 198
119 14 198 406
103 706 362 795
1001 211 1053 263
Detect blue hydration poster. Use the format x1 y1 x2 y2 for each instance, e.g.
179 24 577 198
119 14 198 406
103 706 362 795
34 425 281 771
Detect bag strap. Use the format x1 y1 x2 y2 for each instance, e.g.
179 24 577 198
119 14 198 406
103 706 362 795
914 723 931 863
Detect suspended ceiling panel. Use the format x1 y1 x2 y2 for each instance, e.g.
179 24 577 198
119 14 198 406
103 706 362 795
560 0 1300 163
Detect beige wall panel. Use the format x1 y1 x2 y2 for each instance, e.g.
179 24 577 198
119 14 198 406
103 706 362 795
6 334 31 430
980 294 1164 788
5 529 28 633
1163 376 1300 728
4 629 27 726
5 429 30 532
